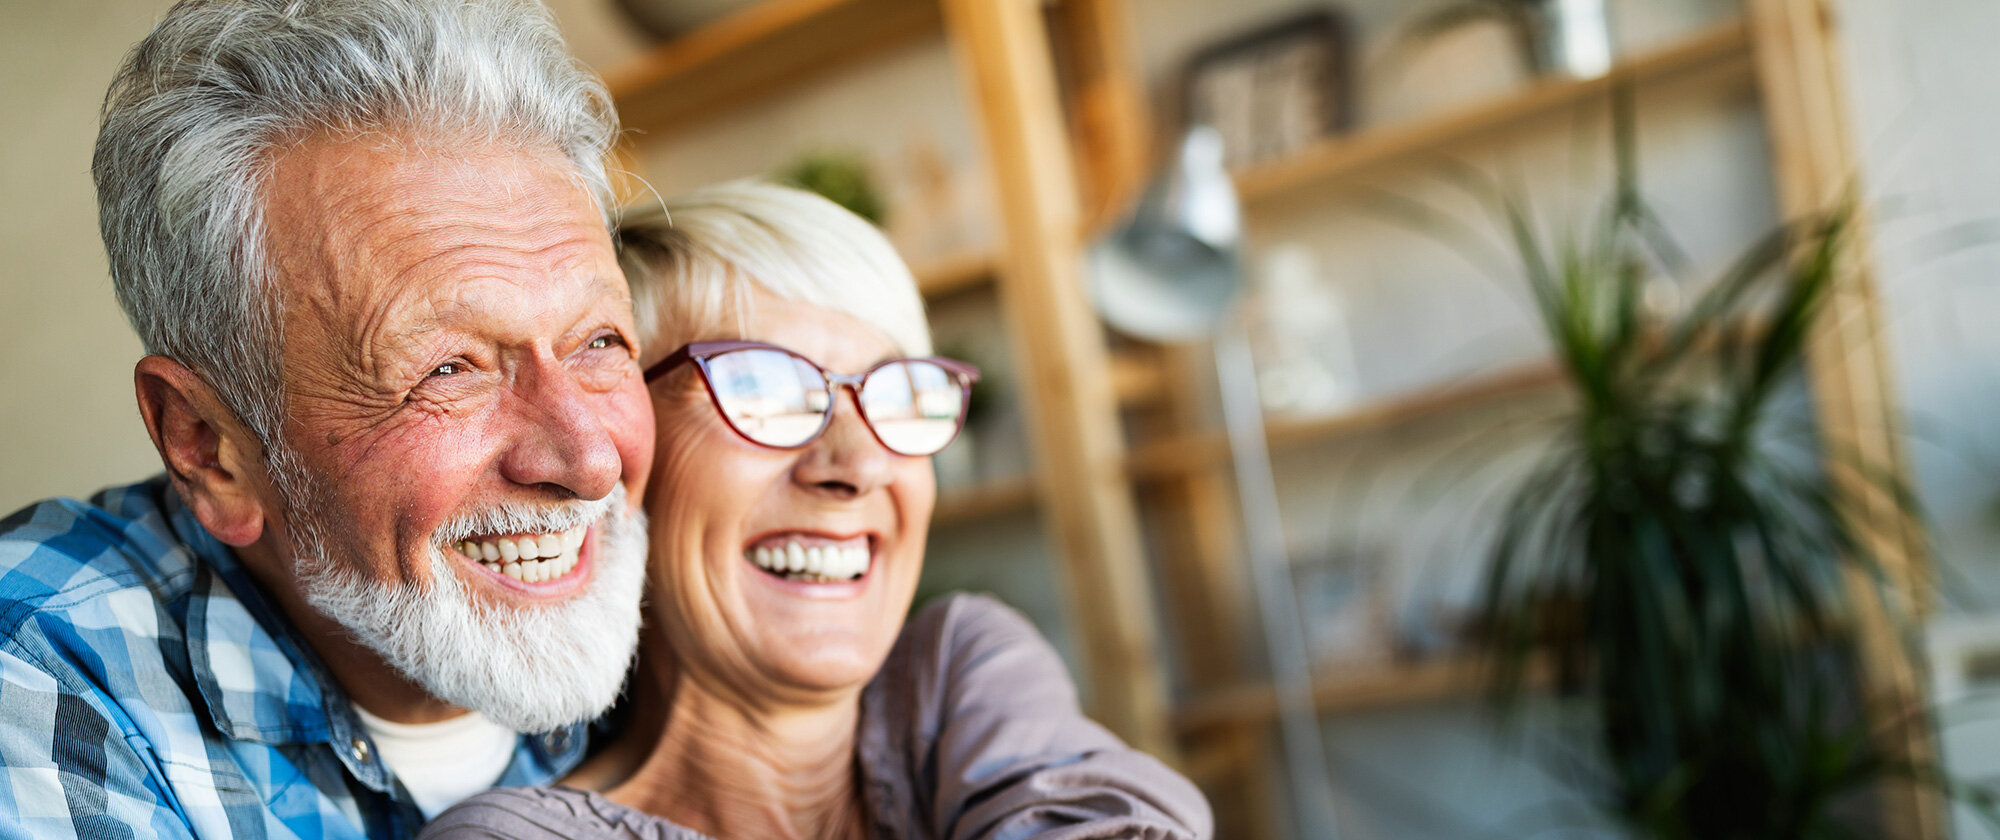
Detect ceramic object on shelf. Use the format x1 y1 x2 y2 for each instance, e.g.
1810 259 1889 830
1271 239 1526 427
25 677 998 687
1247 243 1360 417
1402 0 1614 80
1528 0 1613 78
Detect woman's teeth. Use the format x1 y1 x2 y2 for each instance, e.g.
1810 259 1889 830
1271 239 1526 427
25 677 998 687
748 540 869 583
455 524 587 584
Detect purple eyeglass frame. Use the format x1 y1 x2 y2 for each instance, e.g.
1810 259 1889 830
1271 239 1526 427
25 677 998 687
644 340 981 456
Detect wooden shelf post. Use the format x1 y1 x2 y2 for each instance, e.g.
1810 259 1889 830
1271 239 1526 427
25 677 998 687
1747 0 1939 837
938 0 1173 759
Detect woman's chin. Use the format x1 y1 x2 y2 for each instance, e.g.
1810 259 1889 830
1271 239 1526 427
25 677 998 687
734 570 906 695
762 647 887 696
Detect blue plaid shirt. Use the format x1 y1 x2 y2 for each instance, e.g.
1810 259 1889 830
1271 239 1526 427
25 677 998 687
0 477 587 838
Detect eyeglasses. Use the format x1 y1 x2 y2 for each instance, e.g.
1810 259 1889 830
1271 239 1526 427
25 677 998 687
646 340 980 457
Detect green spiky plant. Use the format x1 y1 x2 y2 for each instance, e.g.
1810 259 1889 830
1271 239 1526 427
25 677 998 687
1465 101 1959 838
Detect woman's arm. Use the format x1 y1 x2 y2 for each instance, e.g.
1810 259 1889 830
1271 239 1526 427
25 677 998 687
895 594 1213 840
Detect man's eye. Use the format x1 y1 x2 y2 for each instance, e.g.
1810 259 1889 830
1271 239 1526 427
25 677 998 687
429 362 464 377
586 334 624 351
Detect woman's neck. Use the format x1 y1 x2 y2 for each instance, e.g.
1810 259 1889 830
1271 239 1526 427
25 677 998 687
593 637 869 840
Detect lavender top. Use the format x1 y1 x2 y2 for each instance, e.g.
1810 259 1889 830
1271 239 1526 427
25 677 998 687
420 593 1211 840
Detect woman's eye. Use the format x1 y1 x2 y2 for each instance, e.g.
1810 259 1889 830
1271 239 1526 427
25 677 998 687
428 362 464 378
586 334 624 351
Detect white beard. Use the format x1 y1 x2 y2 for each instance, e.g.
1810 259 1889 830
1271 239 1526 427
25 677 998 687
276 452 648 733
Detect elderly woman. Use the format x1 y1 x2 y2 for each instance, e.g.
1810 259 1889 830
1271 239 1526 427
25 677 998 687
422 181 1210 839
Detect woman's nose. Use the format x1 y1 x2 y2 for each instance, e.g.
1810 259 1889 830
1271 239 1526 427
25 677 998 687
790 388 892 499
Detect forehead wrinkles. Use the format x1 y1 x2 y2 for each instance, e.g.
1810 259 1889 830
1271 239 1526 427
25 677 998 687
265 135 592 292
267 143 613 376
311 162 598 304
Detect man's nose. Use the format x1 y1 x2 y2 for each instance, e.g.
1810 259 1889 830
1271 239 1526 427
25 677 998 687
790 388 892 500
499 357 623 501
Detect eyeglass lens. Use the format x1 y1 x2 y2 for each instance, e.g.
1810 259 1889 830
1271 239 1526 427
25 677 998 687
701 348 967 455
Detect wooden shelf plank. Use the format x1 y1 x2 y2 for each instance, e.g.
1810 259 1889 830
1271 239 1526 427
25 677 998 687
605 0 942 135
1127 359 1566 482
931 475 1036 525
1109 347 1168 409
1175 654 1553 734
913 249 995 299
1235 20 1756 208
1177 656 1480 732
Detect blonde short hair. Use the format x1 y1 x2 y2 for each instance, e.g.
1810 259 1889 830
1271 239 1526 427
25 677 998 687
619 180 930 357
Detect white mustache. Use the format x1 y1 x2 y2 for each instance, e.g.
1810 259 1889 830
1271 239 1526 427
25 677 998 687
430 488 619 546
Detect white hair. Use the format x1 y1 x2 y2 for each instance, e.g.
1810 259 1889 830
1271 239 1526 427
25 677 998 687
619 181 932 357
94 0 619 444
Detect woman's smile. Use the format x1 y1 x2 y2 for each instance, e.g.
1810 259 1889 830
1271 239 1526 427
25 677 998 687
743 531 875 586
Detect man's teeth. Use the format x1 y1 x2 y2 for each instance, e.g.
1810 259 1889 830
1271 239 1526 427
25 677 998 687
748 540 869 582
454 524 587 584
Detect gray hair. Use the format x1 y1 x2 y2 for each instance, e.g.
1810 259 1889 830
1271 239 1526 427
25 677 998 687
619 181 931 358
94 0 619 444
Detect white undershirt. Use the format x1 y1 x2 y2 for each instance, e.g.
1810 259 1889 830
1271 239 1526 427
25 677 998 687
351 704 519 819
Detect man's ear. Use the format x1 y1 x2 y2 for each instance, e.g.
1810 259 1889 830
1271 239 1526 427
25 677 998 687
134 356 271 547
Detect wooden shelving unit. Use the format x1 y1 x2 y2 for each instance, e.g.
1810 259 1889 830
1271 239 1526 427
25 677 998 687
1235 20 1757 209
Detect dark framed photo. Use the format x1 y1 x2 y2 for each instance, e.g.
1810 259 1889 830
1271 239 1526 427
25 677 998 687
1181 10 1354 170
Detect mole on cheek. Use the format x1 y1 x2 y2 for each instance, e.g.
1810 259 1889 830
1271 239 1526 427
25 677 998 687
326 430 341 446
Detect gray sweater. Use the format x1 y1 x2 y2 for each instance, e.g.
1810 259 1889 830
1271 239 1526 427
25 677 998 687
419 593 1211 840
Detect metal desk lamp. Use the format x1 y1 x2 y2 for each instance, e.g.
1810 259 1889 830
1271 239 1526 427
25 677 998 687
1089 126 1343 840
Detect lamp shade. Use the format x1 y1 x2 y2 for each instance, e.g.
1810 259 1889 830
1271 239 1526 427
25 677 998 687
1087 127 1243 342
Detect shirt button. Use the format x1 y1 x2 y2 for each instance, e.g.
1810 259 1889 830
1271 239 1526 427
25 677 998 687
543 730 569 753
350 738 371 763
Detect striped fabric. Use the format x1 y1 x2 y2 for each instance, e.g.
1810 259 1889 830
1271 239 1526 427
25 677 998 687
0 477 584 838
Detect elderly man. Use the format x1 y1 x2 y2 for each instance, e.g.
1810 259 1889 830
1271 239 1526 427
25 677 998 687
0 0 653 836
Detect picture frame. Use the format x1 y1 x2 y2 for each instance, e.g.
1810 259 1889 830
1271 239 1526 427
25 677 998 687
1180 10 1354 170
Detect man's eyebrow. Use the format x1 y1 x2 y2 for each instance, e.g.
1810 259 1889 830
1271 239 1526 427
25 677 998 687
365 317 453 372
588 272 635 307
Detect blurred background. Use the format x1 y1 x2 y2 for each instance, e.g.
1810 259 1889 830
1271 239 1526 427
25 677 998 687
5 0 1999 837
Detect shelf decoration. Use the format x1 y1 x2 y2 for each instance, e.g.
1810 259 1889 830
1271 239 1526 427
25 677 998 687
1181 9 1354 171
1401 0 1614 79
1245 243 1361 416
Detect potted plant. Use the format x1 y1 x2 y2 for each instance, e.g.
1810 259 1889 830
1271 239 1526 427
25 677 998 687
1465 110 1962 837
775 148 887 226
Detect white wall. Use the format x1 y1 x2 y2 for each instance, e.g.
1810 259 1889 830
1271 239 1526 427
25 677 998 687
0 1 175 516
1833 0 2000 611
1830 0 2000 836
